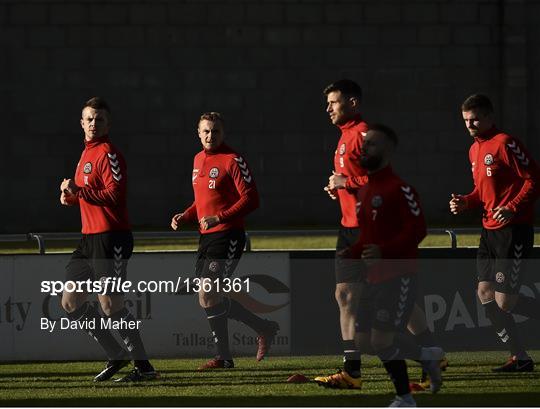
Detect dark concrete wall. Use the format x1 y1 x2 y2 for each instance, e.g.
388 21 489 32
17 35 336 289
1 0 539 233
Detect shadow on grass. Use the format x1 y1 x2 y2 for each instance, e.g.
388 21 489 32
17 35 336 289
3 392 540 407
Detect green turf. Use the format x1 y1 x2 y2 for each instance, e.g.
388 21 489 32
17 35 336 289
3 233 540 254
0 352 539 406
0 233 486 254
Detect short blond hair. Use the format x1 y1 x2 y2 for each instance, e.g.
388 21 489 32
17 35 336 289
199 111 225 126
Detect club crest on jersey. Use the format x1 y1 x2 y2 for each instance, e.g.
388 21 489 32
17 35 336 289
371 195 383 208
484 154 494 165
339 143 346 155
83 162 92 174
495 272 505 283
209 167 219 178
208 261 219 273
376 309 390 323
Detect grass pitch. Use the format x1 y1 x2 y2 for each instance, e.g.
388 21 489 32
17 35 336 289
1 351 539 406
0 233 486 254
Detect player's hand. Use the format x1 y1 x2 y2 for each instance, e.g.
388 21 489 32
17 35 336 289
61 178 80 194
449 193 467 214
67 179 80 194
328 171 346 190
323 185 338 200
60 178 70 192
60 191 68 205
200 215 220 231
336 246 351 258
361 244 381 267
492 206 514 224
60 191 76 206
170 213 184 230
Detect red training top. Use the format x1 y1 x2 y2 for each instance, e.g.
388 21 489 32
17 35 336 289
350 166 427 283
72 136 130 234
463 127 540 229
333 116 369 228
182 143 259 234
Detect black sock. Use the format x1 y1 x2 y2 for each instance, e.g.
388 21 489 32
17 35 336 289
394 333 423 361
67 304 123 360
205 301 231 360
378 346 410 396
483 300 525 356
512 296 540 321
342 339 361 378
227 299 267 333
413 329 436 347
108 308 153 371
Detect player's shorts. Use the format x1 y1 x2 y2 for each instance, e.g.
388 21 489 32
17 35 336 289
477 224 534 294
65 231 133 294
195 229 246 279
335 226 363 283
356 274 417 332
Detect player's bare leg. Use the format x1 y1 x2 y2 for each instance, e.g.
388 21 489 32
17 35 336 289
495 289 540 319
336 282 361 342
336 282 362 380
314 282 363 389
61 289 88 315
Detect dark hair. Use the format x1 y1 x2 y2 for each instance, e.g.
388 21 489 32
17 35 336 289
369 123 398 146
82 97 111 116
323 79 362 101
199 111 225 125
461 94 494 115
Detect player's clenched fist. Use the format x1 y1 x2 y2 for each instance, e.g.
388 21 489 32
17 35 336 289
60 178 79 194
449 193 466 215
492 206 514 224
199 215 220 231
323 185 337 200
361 244 381 267
60 190 78 206
328 171 346 190
170 213 184 230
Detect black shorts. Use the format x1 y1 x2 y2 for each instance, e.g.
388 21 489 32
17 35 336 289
65 231 133 294
477 224 534 294
335 226 363 283
195 230 246 279
356 275 417 333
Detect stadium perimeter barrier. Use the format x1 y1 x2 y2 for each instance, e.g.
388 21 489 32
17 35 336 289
0 228 465 254
0 232 539 360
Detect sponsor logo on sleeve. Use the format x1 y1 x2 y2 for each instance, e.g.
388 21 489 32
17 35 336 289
507 140 530 166
401 186 420 216
234 157 252 183
107 153 122 183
